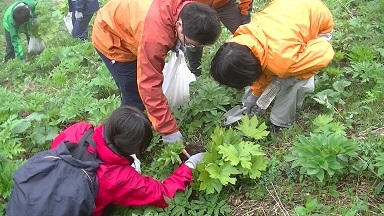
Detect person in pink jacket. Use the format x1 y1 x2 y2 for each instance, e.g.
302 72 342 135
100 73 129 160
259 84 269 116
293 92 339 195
51 106 204 216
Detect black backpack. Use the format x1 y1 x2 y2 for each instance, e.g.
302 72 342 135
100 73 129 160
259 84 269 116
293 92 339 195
6 128 100 216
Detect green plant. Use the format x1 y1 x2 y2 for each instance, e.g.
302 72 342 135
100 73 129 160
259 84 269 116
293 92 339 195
295 198 323 216
174 78 236 137
118 188 231 216
285 132 358 182
196 115 269 194
312 114 346 136
373 153 384 194
313 80 352 113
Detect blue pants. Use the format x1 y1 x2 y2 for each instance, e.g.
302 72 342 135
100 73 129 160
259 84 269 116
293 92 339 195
71 13 93 40
96 49 145 110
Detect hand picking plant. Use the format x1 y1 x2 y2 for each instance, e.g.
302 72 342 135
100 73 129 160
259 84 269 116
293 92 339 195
196 115 269 194
285 132 358 182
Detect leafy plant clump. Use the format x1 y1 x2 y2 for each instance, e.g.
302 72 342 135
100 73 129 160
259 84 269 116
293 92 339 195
285 132 357 182
196 115 269 194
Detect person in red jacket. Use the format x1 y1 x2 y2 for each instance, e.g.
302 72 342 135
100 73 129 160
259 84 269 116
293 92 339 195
91 0 221 145
51 106 205 216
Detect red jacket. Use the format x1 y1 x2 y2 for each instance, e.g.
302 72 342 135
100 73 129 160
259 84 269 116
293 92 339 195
51 122 193 216
92 0 191 136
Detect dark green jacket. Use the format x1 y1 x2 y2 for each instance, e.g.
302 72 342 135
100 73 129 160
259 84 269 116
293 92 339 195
3 0 37 59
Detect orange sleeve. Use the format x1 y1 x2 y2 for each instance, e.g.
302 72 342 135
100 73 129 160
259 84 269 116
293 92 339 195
238 0 253 16
317 0 334 34
250 72 274 97
136 7 179 135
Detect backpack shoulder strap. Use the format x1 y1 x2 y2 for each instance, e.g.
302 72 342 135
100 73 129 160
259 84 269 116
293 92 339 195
78 128 97 157
65 128 99 161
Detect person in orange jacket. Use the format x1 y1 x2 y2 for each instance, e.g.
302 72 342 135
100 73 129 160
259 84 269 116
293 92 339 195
188 0 253 77
91 0 221 144
210 0 334 135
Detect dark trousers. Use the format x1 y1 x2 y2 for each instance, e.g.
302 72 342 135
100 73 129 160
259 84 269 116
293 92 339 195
71 13 93 40
186 0 243 76
4 29 29 62
96 49 145 110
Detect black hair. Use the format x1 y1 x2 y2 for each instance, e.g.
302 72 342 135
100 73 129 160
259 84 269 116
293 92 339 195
210 42 262 89
104 106 153 158
179 2 221 45
13 6 31 25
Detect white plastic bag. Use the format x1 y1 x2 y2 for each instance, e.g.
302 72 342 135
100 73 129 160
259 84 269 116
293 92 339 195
162 51 196 108
63 12 73 34
27 37 46 53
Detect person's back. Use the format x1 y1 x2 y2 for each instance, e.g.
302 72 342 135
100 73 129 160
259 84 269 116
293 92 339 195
50 106 204 216
210 0 334 134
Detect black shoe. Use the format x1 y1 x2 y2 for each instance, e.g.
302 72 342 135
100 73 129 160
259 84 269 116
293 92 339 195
269 124 284 139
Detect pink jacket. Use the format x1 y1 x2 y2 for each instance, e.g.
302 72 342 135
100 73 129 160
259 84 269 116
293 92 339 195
51 122 193 216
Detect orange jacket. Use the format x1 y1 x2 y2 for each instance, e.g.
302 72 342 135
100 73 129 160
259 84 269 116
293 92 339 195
230 0 334 96
197 0 253 16
92 0 191 135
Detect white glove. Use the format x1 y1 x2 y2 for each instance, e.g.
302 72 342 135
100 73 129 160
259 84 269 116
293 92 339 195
75 11 83 19
185 152 205 169
162 130 183 144
317 31 333 42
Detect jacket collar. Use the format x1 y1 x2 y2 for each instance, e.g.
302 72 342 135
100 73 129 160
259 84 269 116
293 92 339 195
93 125 131 166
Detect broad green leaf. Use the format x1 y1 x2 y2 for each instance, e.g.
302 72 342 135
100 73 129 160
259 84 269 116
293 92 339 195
236 115 269 140
198 171 223 194
248 156 268 179
11 119 31 134
26 112 46 121
218 145 239 166
295 206 308 216
378 166 384 177
205 163 239 185
374 181 384 195
307 168 319 175
316 169 325 182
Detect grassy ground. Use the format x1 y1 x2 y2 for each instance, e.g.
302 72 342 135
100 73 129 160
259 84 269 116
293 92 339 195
0 0 383 215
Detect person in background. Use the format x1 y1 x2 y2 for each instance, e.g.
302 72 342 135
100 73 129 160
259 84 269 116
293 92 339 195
91 0 221 145
3 0 37 62
188 0 253 77
68 0 99 40
50 105 205 216
210 0 334 136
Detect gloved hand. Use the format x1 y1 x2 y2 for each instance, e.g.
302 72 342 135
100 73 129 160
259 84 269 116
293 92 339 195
241 15 251 25
162 130 183 144
31 18 37 26
317 31 333 42
244 93 259 114
75 11 83 19
185 152 205 169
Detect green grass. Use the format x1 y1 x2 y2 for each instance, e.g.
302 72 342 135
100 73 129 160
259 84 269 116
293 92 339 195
0 0 383 215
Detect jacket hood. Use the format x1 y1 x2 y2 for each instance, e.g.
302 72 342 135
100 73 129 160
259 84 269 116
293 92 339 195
93 125 131 166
